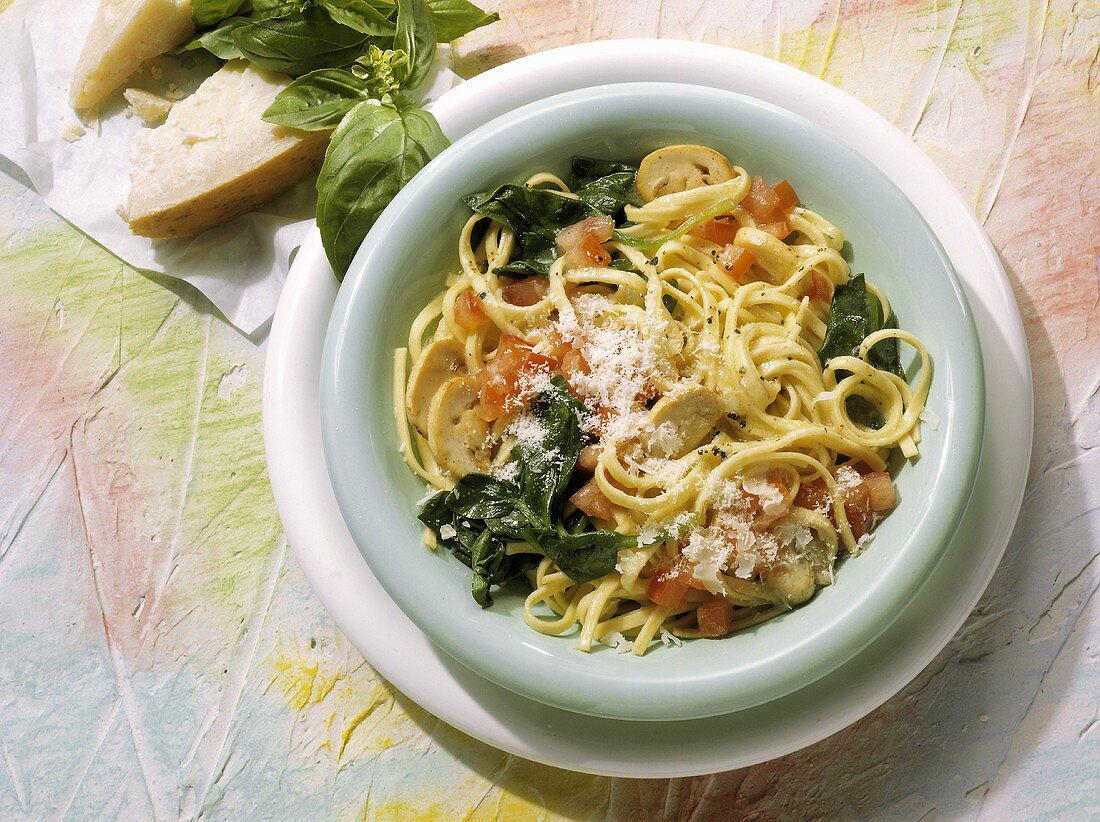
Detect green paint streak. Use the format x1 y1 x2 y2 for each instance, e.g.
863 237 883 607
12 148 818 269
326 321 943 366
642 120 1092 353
0 172 282 670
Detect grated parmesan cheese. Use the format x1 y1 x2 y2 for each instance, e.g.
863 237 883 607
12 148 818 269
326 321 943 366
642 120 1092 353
438 524 457 541
919 408 941 430
659 628 682 647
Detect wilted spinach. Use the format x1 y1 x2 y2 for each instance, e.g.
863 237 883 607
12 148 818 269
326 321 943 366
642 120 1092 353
419 376 636 606
462 157 641 276
818 273 906 428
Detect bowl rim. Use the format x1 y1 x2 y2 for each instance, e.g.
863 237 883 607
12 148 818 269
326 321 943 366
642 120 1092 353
320 81 986 721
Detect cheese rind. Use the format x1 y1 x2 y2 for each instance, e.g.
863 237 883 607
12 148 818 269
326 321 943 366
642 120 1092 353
70 0 195 109
125 61 332 239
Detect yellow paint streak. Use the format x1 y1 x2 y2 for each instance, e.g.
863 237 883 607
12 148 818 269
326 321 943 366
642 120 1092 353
372 801 455 821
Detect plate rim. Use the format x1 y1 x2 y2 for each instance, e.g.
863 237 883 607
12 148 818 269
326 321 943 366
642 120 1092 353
318 79 987 722
263 39 1032 777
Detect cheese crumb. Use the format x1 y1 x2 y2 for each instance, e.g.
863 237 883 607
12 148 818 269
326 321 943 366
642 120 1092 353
658 629 682 647
919 408 941 430
439 524 457 540
600 631 633 654
123 88 173 126
61 119 86 142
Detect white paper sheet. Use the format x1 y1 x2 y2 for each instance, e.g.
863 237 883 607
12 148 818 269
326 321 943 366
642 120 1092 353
0 0 462 335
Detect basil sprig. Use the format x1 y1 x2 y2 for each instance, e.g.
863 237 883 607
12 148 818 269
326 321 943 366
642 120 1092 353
176 0 498 279
419 377 636 607
262 47 407 130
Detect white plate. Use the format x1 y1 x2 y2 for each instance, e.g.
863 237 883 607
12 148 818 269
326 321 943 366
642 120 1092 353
263 40 1031 778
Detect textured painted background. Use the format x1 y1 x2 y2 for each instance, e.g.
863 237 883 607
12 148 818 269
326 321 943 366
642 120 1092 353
1 1 1097 819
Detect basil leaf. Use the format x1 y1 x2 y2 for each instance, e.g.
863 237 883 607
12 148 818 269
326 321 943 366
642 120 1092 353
394 0 436 89
178 16 250 59
263 68 373 130
251 0 309 18
232 11 370 76
316 100 449 276
320 0 397 34
426 0 499 41
191 0 248 26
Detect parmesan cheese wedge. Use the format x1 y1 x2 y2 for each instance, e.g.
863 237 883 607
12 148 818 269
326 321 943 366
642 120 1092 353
124 61 332 239
70 0 196 110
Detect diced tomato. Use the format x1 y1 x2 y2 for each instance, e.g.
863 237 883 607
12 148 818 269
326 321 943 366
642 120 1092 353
794 477 830 512
757 220 791 239
647 557 694 610
717 245 755 280
748 469 792 530
569 478 619 521
841 480 872 540
556 216 613 268
807 270 832 302
560 346 591 387
689 216 741 246
577 444 601 472
862 471 896 511
502 276 548 306
696 598 735 638
744 176 782 222
454 290 489 331
474 334 558 421
773 179 799 211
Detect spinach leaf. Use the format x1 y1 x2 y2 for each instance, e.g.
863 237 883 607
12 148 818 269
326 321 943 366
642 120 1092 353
868 310 903 378
320 0 396 34
819 273 906 428
512 376 586 529
232 10 370 75
263 69 375 129
418 376 630 606
461 169 636 275
818 273 905 380
569 156 637 187
462 184 592 276
316 99 449 276
394 0 436 89
818 273 870 364
527 528 635 586
191 0 249 27
426 0 500 41
568 156 643 217
844 395 886 430
178 16 250 59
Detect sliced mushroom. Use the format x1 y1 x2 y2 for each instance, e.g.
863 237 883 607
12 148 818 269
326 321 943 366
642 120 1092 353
405 339 465 435
648 385 725 458
428 376 492 478
766 558 816 607
636 145 735 202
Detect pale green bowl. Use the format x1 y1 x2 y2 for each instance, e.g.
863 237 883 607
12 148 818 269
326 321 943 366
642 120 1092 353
320 83 984 721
